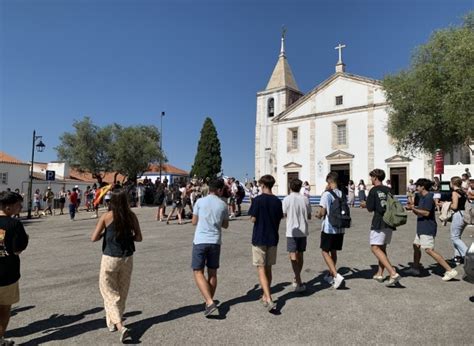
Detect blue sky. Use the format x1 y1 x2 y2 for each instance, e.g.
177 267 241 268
1 0 471 181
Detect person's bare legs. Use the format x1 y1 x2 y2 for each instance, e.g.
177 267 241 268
0 305 11 338
177 208 183 224
166 208 176 223
258 265 273 303
375 244 387 276
290 252 304 285
193 269 215 306
371 245 397 277
425 248 452 272
207 268 217 299
322 250 338 277
413 244 422 268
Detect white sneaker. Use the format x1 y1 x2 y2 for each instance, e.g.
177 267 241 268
442 269 458 281
385 273 401 287
323 273 334 285
294 284 306 293
291 279 297 288
333 273 344 289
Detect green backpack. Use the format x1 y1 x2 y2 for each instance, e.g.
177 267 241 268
383 193 408 228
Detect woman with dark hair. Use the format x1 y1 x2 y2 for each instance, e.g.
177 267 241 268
91 189 142 343
449 176 468 265
166 184 185 225
358 179 367 207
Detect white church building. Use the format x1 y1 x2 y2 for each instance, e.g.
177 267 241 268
255 35 431 196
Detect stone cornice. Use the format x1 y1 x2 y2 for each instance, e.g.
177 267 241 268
274 102 388 123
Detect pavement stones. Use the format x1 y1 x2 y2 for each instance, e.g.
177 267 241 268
6 206 474 345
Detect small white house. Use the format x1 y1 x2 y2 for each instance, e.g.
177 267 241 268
0 151 30 193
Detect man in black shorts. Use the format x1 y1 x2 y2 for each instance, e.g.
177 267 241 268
315 172 346 289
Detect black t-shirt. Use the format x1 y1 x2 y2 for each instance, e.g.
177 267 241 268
366 185 395 230
248 194 283 246
0 216 29 286
417 192 437 236
102 223 135 258
452 190 467 212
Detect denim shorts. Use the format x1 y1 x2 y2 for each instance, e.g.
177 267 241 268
191 243 221 270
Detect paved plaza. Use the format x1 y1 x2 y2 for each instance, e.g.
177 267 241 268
6 206 474 345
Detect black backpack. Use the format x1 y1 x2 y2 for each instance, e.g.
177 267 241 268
327 190 351 229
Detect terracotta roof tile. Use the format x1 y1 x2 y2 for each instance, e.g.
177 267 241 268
0 151 29 165
146 163 188 175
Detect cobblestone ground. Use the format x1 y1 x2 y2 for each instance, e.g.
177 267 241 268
6 205 474 345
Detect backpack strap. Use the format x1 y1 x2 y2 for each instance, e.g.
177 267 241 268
327 190 340 201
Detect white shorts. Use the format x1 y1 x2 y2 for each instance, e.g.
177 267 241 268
370 229 393 245
414 234 435 249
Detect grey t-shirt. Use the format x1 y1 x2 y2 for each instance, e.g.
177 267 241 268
282 192 311 237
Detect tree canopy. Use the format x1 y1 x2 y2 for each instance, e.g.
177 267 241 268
383 12 474 156
190 117 222 179
55 117 164 183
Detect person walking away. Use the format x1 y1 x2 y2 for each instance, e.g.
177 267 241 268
155 184 166 222
91 189 142 343
248 175 283 311
405 179 458 281
235 180 245 217
357 180 366 207
191 179 229 317
0 192 29 346
75 186 81 212
68 188 78 220
363 169 400 286
449 176 468 265
315 172 346 289
44 187 55 216
166 185 184 225
282 179 311 292
59 187 67 215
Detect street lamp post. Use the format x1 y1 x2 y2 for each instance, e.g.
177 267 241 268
27 130 46 219
159 111 165 182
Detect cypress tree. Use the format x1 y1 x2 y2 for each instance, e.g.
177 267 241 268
190 117 222 179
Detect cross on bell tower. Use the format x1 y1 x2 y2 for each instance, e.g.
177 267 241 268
334 43 346 73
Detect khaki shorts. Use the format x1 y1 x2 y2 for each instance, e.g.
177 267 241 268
252 245 277 266
0 281 20 305
414 234 435 249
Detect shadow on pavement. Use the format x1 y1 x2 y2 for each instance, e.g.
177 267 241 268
216 282 290 319
10 305 35 317
126 304 204 343
8 307 103 338
470 296 474 303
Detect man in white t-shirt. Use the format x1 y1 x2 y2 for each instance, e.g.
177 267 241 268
283 179 312 293
315 172 346 289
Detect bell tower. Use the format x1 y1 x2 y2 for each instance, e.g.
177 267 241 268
255 28 303 179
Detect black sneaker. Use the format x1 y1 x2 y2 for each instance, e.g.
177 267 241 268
204 302 218 317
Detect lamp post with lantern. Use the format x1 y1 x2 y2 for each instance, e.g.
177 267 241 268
27 130 46 219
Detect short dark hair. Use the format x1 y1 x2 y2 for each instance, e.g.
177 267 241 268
258 174 275 189
209 178 224 192
415 178 433 190
369 168 386 182
0 191 23 209
326 172 339 184
290 178 303 192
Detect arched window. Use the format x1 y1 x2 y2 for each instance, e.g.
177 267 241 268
267 98 274 117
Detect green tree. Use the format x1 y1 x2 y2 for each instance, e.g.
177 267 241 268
55 117 113 183
383 12 474 156
190 117 222 179
110 125 165 183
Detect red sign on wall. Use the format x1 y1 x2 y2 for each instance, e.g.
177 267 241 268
434 150 444 175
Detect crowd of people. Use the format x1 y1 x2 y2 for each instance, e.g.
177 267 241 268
0 167 473 344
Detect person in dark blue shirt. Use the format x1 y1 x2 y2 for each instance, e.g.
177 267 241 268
405 178 458 281
248 175 283 311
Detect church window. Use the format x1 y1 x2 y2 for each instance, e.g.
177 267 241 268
335 95 343 105
287 128 299 151
268 98 275 117
337 123 347 145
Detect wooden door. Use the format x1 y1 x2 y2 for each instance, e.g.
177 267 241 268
287 172 299 195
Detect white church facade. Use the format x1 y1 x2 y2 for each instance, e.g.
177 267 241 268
255 36 431 196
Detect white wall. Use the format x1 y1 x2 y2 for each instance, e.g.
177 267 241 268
0 163 30 193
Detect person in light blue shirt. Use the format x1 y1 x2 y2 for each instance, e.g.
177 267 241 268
191 179 229 317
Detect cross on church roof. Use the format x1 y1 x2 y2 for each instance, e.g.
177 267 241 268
280 25 286 56
334 43 346 64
